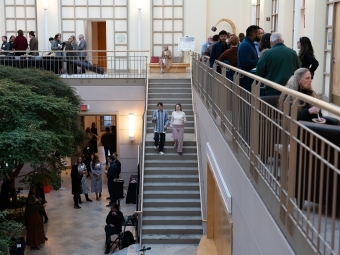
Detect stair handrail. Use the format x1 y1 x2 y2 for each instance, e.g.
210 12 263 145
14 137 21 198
135 62 149 246
190 56 207 222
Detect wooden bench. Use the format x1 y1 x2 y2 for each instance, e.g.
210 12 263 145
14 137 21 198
149 63 190 73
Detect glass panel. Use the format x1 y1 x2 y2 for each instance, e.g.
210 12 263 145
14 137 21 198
5 0 15 5
89 7 101 18
164 7 173 18
174 0 183 5
164 0 173 5
153 0 162 5
173 20 182 31
154 45 163 56
62 7 75 19
115 7 127 19
115 20 127 32
102 7 114 18
115 0 127 5
88 0 98 5
16 6 25 18
153 7 163 18
102 0 114 5
61 0 74 5
164 20 173 31
16 0 25 5
164 33 172 44
153 33 163 44
26 0 36 5
75 20 85 36
27 19 36 31
6 20 16 32
16 20 26 31
115 32 127 44
174 7 183 18
26 6 36 18
153 20 163 31
75 7 87 18
62 20 75 31
5 7 15 18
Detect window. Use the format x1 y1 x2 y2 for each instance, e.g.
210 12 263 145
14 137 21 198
4 0 37 39
255 0 260 26
100 115 116 131
152 0 184 61
271 0 279 32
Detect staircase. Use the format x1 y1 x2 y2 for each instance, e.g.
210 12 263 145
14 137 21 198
141 78 203 245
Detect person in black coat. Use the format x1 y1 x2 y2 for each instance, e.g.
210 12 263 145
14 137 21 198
90 122 98 154
71 165 82 209
104 203 124 254
298 37 319 79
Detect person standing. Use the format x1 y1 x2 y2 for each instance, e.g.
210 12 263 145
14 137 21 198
76 157 92 202
0 36 10 55
201 35 213 54
28 31 38 56
106 156 120 207
78 34 87 61
90 122 98 155
158 45 172 73
71 164 82 209
101 127 115 165
69 35 78 51
171 103 186 156
51 33 62 56
12 29 28 56
297 36 319 79
256 32 301 95
203 34 219 57
91 155 102 201
258 33 271 58
218 35 240 67
209 30 230 71
9 35 16 51
254 27 264 57
152 102 169 155
25 195 46 250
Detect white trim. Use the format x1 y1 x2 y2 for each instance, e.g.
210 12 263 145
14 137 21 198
206 143 232 214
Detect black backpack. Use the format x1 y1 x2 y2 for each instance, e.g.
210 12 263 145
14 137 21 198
121 230 135 249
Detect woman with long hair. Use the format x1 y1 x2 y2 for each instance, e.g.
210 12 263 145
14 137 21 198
76 157 92 202
259 33 271 57
68 35 78 50
297 37 319 79
170 103 186 155
91 155 102 200
278 68 325 123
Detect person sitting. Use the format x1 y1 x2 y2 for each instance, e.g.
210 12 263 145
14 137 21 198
104 203 124 254
158 45 172 73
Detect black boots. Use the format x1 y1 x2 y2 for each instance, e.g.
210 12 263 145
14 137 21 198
85 194 92 202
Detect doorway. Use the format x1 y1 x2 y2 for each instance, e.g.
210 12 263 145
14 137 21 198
91 22 107 70
331 3 340 104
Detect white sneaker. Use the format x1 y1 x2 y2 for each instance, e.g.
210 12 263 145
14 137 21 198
159 151 164 155
154 145 158 150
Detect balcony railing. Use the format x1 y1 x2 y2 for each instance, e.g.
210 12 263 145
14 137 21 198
192 52 340 255
0 50 149 79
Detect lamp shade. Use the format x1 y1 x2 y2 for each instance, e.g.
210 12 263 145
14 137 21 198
136 0 143 9
251 0 257 5
129 113 135 140
43 0 49 9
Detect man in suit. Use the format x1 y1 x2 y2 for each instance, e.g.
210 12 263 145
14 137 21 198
209 30 230 73
28 31 39 56
78 34 87 61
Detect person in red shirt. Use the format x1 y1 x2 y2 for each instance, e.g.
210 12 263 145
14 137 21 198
13 29 28 56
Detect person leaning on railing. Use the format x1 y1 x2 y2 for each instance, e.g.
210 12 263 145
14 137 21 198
278 68 329 124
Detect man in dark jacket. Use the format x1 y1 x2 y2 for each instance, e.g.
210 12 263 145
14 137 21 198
209 30 230 71
1 36 10 55
101 127 115 165
13 29 28 56
104 203 124 254
256 32 301 95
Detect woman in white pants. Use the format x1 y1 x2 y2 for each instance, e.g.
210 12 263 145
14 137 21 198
171 103 186 155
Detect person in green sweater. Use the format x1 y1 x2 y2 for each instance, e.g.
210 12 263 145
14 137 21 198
256 32 301 95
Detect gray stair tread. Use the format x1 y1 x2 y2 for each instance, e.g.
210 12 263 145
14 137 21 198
144 182 199 186
143 216 201 220
145 153 197 156
143 225 202 230
142 234 202 239
144 160 197 163
144 198 200 202
143 207 201 211
144 190 200 194
145 175 198 178
145 166 198 170
145 146 196 149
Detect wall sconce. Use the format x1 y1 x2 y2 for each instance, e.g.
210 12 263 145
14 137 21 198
129 113 135 141
43 0 49 10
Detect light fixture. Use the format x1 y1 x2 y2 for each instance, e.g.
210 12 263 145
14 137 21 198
251 0 257 5
129 113 135 141
43 0 49 10
137 0 143 9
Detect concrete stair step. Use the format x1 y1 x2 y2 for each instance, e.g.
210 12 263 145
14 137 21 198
147 110 194 115
145 153 197 160
142 216 202 225
148 93 192 99
145 146 197 153
146 114 194 121
146 127 195 133
144 160 198 167
148 88 192 94
146 121 195 128
143 198 201 207
144 182 199 191
143 207 201 216
145 167 198 175
145 140 196 146
141 234 202 245
144 175 199 183
142 225 203 235
148 83 191 89
144 190 200 199
148 98 193 104
148 79 191 84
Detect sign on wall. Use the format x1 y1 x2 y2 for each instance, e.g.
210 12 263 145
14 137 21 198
178 37 195 52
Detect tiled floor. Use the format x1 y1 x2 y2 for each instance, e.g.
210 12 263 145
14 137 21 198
22 146 198 255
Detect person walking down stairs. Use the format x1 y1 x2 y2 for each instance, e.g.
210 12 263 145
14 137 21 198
170 103 186 155
152 102 169 155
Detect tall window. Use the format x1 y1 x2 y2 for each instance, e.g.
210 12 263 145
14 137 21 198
271 0 279 32
4 0 37 39
255 0 260 26
152 0 184 60
100 116 116 131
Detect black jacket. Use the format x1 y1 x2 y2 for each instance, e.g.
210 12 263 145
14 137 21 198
71 165 82 195
300 52 319 78
106 210 124 232
297 87 322 122
1 41 10 55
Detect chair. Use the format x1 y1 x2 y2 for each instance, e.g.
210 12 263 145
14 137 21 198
110 232 125 253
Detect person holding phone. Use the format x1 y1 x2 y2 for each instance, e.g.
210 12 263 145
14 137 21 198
158 45 172 73
170 103 186 155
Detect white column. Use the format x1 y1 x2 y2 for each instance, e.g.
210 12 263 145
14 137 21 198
293 0 301 52
44 8 49 51
137 8 142 74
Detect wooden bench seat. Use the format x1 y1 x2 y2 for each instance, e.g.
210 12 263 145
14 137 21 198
149 62 190 73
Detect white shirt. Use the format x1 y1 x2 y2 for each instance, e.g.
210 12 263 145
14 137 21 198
171 111 186 126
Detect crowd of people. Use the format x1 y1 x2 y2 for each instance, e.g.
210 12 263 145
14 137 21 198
202 25 322 123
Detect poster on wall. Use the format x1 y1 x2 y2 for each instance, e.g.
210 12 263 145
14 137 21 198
178 37 195 52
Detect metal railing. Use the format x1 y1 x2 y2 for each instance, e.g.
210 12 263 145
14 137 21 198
135 70 149 247
0 50 149 79
193 52 340 255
